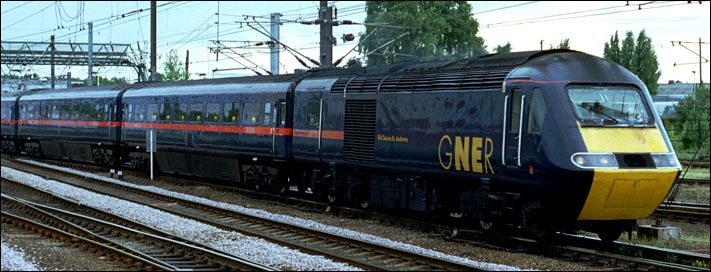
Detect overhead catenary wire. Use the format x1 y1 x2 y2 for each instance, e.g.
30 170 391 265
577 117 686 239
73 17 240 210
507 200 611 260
246 22 320 68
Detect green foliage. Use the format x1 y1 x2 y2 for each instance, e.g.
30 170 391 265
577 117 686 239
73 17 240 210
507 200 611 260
604 31 621 63
665 253 678 263
693 260 710 269
549 38 570 49
670 84 710 157
634 30 661 94
494 42 512 54
162 49 187 81
82 76 129 86
360 1 486 65
603 30 661 95
616 245 644 258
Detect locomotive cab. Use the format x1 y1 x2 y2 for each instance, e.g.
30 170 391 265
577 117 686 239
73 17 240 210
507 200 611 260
500 51 681 241
566 85 681 240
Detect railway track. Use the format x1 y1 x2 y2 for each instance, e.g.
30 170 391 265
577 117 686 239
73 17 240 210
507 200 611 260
1 179 276 271
1 158 490 271
652 201 711 224
4 156 710 270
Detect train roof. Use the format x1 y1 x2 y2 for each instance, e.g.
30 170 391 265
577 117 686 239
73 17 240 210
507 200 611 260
18 85 126 101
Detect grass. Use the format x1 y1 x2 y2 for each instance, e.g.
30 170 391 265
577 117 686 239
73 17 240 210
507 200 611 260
679 166 710 180
630 229 710 250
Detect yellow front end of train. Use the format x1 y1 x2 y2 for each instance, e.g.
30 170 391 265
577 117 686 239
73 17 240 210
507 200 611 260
576 126 680 220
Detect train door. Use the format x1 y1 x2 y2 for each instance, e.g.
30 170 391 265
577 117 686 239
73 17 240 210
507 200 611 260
503 87 545 169
503 88 529 169
272 98 291 157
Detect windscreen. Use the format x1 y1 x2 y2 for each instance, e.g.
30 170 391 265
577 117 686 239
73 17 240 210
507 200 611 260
567 86 653 126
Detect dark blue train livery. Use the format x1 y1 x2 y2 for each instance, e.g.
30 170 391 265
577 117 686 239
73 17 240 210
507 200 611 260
1 50 681 242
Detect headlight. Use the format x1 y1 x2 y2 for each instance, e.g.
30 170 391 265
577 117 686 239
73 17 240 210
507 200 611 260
571 153 619 169
652 153 681 169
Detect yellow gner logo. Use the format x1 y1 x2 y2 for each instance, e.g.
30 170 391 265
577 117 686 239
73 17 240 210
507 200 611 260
438 135 495 174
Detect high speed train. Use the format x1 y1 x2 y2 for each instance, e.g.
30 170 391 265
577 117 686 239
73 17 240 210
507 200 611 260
1 49 681 242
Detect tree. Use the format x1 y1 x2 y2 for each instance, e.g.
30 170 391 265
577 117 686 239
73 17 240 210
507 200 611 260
671 84 710 158
82 76 129 86
360 1 486 66
603 31 621 63
494 42 512 54
634 30 661 94
620 31 636 70
162 49 187 81
549 38 570 49
603 30 661 94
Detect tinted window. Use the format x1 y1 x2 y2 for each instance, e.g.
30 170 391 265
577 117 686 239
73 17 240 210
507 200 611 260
189 102 203 122
264 102 272 125
568 86 653 126
527 89 546 135
147 103 158 122
206 103 220 122
134 104 146 121
61 104 71 119
71 104 81 120
308 102 319 126
223 102 239 123
160 102 172 121
174 103 187 122
243 102 259 125
51 105 60 119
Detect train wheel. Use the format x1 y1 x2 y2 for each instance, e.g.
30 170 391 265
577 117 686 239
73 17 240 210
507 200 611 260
327 194 337 204
479 220 496 231
523 200 554 242
596 229 623 243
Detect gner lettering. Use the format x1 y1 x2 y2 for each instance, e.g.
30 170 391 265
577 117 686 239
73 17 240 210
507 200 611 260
438 135 494 174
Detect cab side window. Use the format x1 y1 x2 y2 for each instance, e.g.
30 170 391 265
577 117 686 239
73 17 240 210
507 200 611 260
307 101 319 126
527 89 546 135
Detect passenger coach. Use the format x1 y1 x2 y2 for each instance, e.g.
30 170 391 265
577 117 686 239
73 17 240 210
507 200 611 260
120 76 300 186
15 86 123 163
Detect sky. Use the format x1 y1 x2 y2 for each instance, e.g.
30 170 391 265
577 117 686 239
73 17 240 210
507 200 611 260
1 1 709 85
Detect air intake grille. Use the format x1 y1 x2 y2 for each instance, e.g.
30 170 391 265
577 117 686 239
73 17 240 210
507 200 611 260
344 99 377 163
330 66 514 94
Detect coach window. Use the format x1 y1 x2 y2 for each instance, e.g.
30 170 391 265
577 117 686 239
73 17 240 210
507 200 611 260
189 102 203 122
104 104 112 121
61 104 71 119
206 103 220 122
36 103 43 119
223 102 239 123
175 102 187 122
279 101 287 127
147 103 158 122
160 102 172 121
93 104 102 120
72 104 81 120
25 104 35 119
263 102 272 125
243 102 259 125
125 104 134 121
51 105 60 119
135 104 146 121
81 104 91 120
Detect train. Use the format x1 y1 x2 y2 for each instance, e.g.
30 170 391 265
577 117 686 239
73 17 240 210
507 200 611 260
1 49 682 242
